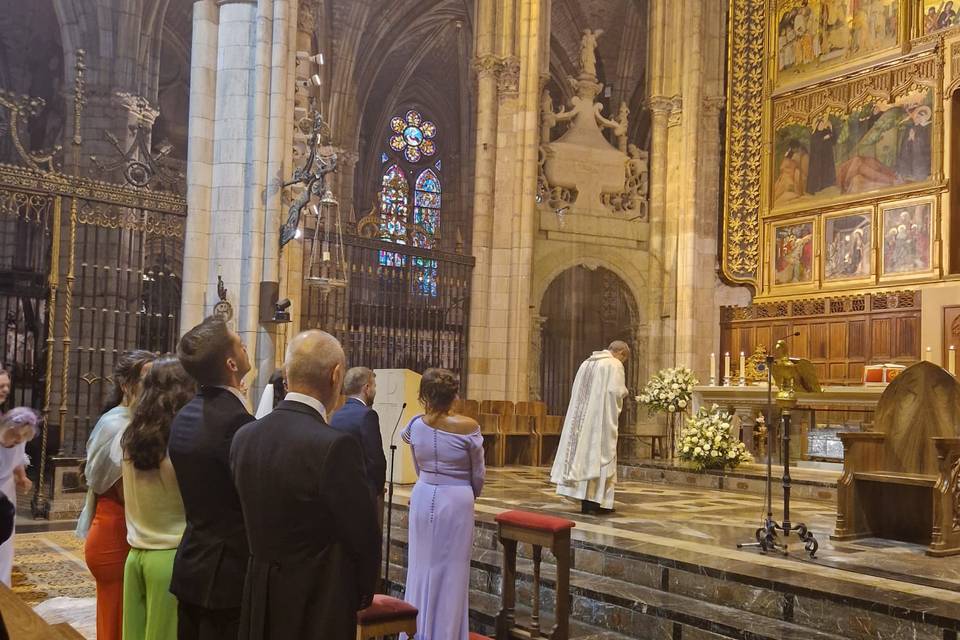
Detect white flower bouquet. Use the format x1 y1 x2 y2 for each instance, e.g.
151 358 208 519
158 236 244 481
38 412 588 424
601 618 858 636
678 404 752 471
636 367 699 415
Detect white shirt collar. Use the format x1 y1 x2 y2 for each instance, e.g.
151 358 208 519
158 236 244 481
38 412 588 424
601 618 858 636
349 395 367 407
216 385 250 412
283 391 328 422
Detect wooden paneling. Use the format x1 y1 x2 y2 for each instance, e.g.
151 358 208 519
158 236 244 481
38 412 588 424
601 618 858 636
721 291 921 386
944 305 960 364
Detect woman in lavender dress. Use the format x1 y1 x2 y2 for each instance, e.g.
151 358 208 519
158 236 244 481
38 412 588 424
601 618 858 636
401 368 485 640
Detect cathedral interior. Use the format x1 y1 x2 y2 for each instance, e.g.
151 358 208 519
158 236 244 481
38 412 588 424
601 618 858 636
2 0 960 638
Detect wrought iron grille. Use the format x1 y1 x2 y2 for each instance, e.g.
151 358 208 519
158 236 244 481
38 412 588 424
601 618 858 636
300 227 473 387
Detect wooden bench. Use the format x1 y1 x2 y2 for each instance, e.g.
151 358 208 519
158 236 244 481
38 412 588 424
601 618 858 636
0 583 85 639
833 362 960 556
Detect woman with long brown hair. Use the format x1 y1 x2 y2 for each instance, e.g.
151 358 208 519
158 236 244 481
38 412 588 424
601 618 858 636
117 357 194 640
76 349 155 640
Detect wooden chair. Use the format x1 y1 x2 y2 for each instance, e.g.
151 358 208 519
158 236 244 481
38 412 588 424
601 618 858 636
536 414 565 466
494 510 576 640
632 422 667 460
479 400 514 467
504 401 543 465
355 594 418 639
833 362 960 556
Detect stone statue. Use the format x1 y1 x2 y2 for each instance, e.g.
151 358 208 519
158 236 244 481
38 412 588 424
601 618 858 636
580 29 604 78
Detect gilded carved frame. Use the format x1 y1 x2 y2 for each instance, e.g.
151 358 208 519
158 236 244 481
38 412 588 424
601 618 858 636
723 0 949 298
821 206 876 287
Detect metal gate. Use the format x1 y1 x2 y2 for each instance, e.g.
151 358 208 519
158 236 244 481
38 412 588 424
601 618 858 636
300 228 473 386
0 52 186 515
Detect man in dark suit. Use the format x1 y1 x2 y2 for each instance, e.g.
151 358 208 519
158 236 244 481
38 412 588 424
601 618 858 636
330 367 386 526
169 316 254 639
230 330 379 640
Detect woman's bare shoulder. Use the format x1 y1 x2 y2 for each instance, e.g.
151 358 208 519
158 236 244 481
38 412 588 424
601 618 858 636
434 413 480 436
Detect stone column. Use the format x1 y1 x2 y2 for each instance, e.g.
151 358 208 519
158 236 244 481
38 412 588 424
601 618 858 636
528 314 546 400
181 0 219 329
182 0 296 398
645 96 671 376
466 0 500 398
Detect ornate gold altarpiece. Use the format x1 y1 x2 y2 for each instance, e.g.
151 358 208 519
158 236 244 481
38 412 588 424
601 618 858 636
723 0 960 300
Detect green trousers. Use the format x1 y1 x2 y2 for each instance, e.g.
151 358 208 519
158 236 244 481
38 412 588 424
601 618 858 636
122 548 178 640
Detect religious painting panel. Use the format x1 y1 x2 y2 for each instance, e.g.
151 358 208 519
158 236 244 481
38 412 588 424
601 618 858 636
823 208 874 281
774 0 902 88
915 0 960 37
772 218 817 287
879 196 936 277
771 55 938 213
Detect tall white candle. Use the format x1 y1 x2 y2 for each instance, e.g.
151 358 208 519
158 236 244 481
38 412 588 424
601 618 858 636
724 352 731 380
949 346 957 377
924 346 933 362
710 353 716 383
739 352 746 379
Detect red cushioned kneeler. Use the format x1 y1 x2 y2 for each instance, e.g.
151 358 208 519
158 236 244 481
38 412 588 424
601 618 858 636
355 595 418 639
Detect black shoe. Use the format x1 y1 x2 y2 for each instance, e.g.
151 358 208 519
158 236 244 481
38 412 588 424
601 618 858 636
595 506 615 515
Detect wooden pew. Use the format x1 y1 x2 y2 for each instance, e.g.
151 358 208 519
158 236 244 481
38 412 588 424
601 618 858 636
833 362 960 556
0 584 85 639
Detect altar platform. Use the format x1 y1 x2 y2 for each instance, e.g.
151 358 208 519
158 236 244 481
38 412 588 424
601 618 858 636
387 465 960 639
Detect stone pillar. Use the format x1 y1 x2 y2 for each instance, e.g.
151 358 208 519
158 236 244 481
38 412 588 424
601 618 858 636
645 96 671 376
182 0 296 398
181 0 219 329
465 0 500 398
528 313 546 400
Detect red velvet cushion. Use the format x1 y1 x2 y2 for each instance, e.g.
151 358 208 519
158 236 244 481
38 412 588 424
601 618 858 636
356 595 418 624
469 634 492 640
495 510 576 533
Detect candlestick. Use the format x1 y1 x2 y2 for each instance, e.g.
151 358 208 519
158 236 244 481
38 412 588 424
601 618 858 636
724 352 731 386
709 352 717 386
949 345 956 377
924 346 932 362
739 352 746 386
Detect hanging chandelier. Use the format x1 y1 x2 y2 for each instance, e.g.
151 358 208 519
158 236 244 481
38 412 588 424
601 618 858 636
279 108 348 296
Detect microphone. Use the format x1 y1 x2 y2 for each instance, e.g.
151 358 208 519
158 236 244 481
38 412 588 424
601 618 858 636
389 402 408 446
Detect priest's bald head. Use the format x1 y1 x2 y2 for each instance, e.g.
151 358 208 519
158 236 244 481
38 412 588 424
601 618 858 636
284 329 346 412
608 340 631 363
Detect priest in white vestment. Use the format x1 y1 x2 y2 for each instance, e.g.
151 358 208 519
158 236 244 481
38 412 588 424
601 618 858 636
551 341 630 514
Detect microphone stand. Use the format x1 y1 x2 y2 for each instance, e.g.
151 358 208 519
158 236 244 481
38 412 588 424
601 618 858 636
383 402 407 588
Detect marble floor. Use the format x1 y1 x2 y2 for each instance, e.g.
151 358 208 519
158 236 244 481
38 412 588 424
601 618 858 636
12 463 960 639
394 465 960 598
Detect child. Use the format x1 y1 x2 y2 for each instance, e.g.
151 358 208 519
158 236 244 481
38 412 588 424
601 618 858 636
0 407 39 586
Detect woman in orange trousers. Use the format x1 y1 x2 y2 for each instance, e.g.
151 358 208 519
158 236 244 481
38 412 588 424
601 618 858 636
77 350 155 640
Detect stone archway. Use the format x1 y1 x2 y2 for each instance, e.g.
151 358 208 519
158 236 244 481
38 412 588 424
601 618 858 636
538 265 639 426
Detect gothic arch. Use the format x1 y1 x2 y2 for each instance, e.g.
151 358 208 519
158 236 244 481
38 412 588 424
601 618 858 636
536 264 641 426
531 245 648 321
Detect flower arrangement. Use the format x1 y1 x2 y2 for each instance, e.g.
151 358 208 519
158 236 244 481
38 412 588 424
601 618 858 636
678 405 752 471
637 367 699 415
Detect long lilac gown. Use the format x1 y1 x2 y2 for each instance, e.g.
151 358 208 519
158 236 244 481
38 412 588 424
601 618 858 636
401 416 485 640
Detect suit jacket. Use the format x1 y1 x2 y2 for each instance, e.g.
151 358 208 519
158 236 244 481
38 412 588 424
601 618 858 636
329 398 387 497
168 386 254 609
230 400 380 640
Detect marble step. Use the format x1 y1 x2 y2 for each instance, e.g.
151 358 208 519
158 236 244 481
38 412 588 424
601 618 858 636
385 512 960 640
386 569 636 640
387 529 849 640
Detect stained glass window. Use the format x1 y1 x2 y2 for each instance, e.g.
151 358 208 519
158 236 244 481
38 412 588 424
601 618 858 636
388 109 437 163
378 164 408 244
378 110 441 296
414 168 441 245
412 256 439 296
